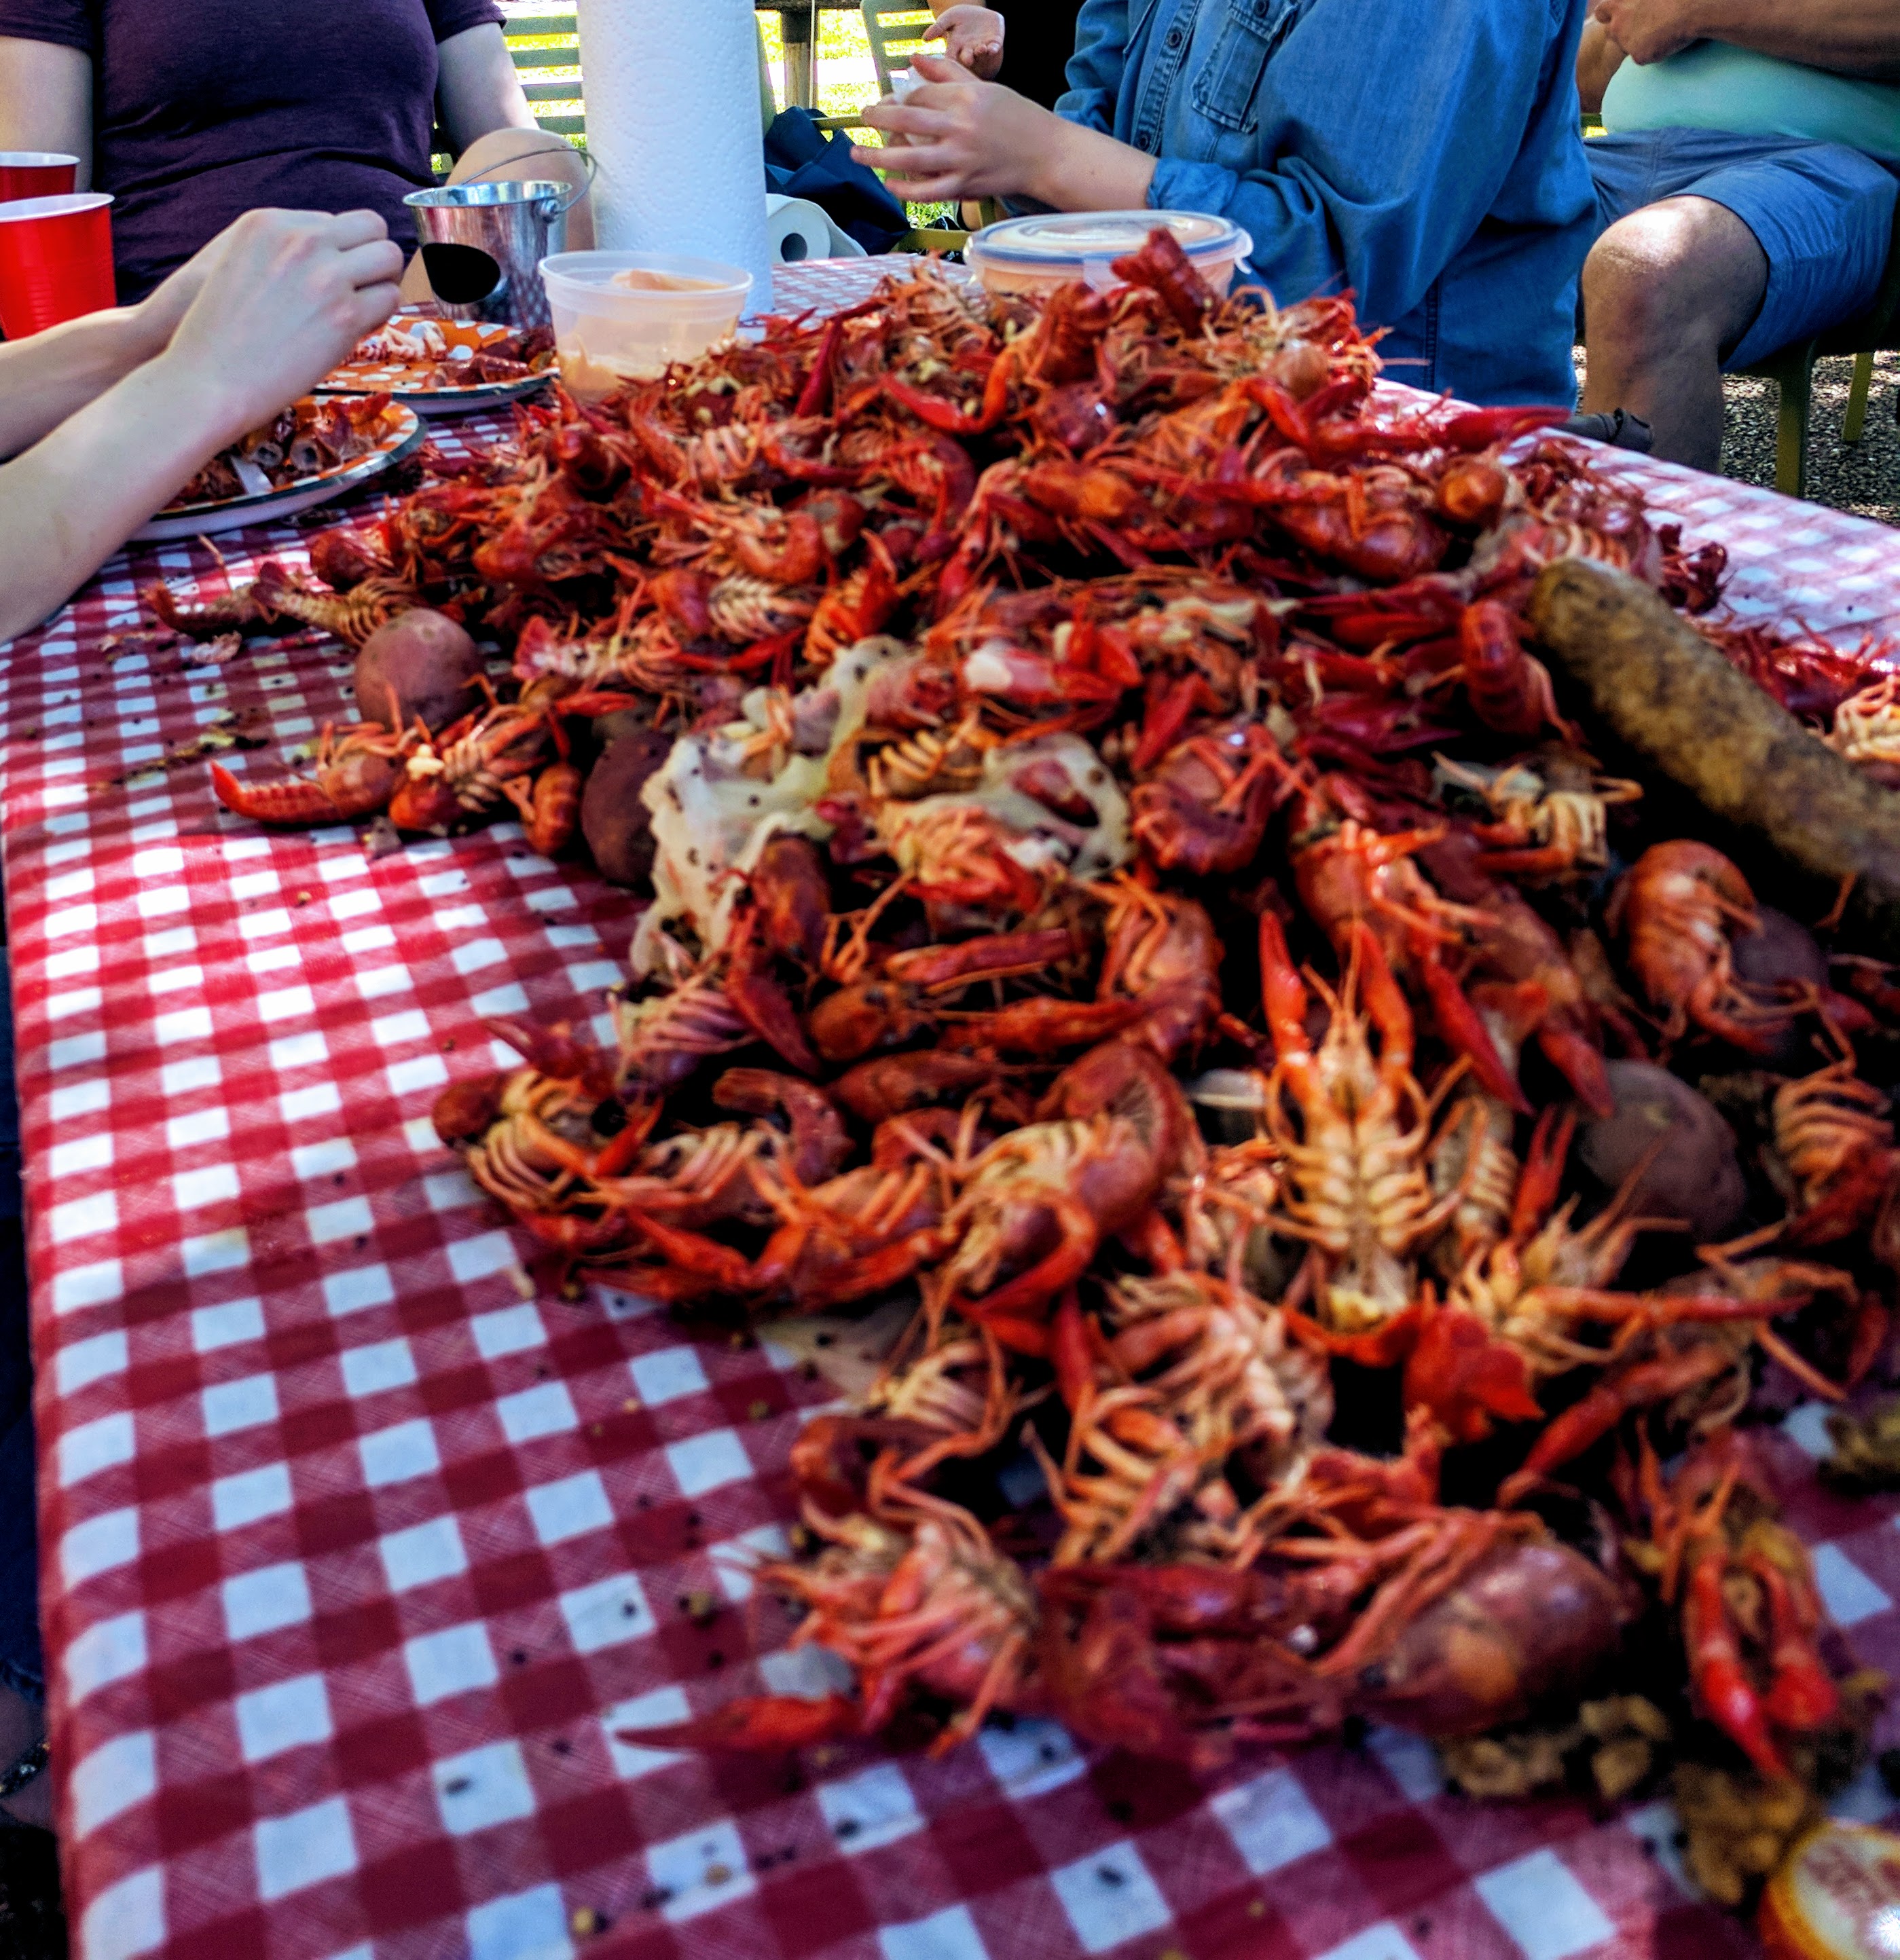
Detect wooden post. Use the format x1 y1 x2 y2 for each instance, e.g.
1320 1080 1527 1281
780 0 816 109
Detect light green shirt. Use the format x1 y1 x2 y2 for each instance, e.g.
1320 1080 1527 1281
1602 39 1900 164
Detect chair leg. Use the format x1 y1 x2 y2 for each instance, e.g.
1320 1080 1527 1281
1769 346 1813 499
1844 350 1876 445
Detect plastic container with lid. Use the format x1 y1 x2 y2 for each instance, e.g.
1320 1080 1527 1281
1760 1823 1900 1959
965 210 1253 301
538 250 752 401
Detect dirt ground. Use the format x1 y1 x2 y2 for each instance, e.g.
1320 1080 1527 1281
1706 352 1897 528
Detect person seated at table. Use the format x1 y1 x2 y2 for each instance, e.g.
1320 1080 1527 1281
0 0 575 304
0 207 401 1827
855 0 1600 406
1576 1 1900 470
0 207 403 646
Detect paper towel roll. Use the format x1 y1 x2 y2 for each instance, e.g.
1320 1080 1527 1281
577 0 774 301
766 194 830 265
767 193 867 263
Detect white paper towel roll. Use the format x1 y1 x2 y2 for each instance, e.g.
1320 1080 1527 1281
766 194 830 265
577 0 774 301
767 193 867 263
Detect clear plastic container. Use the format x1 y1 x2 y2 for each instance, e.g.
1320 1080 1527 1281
966 210 1253 301
538 250 752 400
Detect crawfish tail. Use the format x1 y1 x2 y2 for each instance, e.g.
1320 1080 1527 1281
143 578 266 640
522 762 583 857
209 762 348 828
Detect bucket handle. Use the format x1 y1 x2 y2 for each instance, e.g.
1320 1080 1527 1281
454 141 594 218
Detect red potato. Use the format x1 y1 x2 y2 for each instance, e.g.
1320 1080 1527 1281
581 726 674 887
1732 904 1831 1067
1577 1060 1749 1240
1355 1540 1630 1737
353 609 481 733
1732 906 1828 995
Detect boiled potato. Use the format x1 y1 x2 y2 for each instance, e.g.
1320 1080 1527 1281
581 726 673 887
354 610 481 733
1577 1060 1748 1239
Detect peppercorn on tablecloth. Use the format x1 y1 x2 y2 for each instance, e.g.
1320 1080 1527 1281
12 261 1900 1960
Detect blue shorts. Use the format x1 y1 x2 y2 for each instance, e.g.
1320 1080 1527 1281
1588 128 1898 368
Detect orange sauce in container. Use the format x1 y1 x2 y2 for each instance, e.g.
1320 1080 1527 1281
1760 1824 1900 1959
609 268 733 295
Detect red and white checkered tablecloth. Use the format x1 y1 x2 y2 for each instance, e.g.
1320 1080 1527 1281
12 260 1900 1960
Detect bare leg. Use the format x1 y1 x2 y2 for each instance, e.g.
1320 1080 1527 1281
1580 196 1768 473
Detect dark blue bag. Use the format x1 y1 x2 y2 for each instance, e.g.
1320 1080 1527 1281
765 106 910 256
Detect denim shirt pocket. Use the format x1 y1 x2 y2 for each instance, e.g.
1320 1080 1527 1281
1188 0 1299 134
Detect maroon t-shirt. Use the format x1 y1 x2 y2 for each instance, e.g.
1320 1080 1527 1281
0 0 503 300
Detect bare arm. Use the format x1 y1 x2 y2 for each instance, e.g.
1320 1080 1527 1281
0 223 248 460
434 22 536 154
1576 18 1628 111
855 54 1154 206
1595 0 1900 77
0 210 402 646
399 124 594 297
0 35 90 184
0 309 165 460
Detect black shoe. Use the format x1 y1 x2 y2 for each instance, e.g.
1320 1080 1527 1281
1558 407 1654 453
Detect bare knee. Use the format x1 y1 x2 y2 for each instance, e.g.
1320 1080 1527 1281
1584 198 1766 361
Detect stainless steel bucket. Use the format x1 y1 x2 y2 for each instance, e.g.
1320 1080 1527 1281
403 179 585 327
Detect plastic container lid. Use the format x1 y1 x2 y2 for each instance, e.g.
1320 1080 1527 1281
966 210 1252 285
1760 1824 1900 1960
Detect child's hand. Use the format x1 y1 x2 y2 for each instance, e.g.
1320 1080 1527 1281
921 5 1006 80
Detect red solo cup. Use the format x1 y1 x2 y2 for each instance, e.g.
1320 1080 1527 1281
0 193 115 337
0 152 78 200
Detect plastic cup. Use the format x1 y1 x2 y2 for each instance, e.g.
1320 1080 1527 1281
538 251 751 401
0 193 115 338
0 153 78 200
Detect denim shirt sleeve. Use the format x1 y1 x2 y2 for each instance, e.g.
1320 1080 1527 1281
1055 0 1134 135
1148 0 1569 330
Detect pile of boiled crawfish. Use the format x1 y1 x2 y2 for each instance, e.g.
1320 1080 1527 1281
149 233 1900 1877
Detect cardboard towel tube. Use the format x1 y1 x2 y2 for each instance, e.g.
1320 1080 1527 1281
1527 557 1900 956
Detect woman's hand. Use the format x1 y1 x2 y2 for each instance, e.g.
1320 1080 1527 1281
152 208 404 441
853 54 1155 208
921 6 1006 79
125 230 228 361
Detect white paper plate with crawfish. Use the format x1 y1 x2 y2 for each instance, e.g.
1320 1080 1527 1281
316 311 557 414
134 401 423 543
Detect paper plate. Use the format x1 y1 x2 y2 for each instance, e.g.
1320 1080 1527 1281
316 311 555 414
134 403 422 542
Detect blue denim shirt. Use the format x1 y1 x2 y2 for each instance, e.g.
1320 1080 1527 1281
1057 0 1597 405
